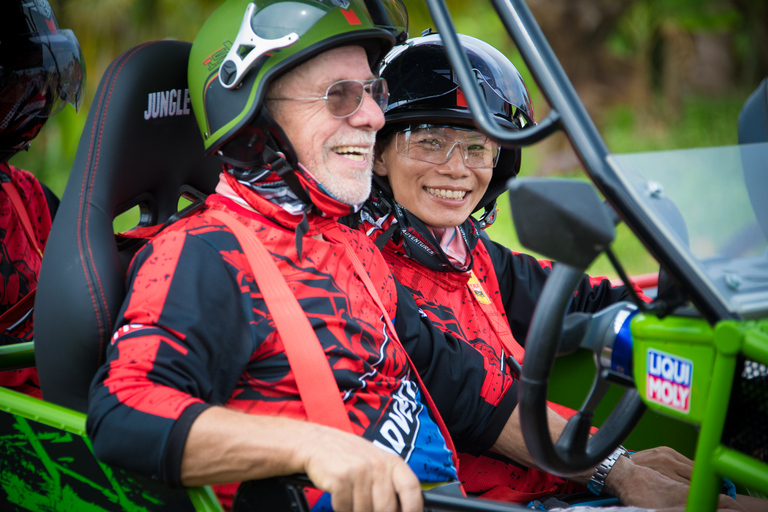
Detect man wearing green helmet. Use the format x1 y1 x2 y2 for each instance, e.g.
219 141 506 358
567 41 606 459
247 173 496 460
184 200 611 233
86 1 522 511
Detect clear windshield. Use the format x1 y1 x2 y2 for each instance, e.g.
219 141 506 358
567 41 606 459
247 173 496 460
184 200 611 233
608 142 768 318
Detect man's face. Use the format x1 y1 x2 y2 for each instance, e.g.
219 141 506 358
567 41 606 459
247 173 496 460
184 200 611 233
269 45 384 206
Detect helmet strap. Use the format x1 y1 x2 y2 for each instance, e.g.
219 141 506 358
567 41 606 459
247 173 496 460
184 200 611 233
476 201 498 229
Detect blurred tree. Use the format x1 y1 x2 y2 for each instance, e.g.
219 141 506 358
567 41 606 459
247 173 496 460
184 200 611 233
729 0 768 85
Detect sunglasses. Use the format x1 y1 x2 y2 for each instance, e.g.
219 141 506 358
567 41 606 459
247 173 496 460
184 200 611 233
268 78 388 118
395 125 501 169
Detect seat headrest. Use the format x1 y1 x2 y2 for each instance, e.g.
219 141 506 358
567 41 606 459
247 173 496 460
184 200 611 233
35 40 221 412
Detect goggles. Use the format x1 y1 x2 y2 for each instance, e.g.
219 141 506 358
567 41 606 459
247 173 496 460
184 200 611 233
269 78 388 119
394 125 501 168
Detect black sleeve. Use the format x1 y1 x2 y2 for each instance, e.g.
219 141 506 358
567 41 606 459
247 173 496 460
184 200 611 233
484 236 634 346
394 280 517 454
40 182 59 219
87 233 254 485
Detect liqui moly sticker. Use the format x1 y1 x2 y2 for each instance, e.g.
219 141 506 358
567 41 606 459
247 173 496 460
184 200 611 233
646 349 692 414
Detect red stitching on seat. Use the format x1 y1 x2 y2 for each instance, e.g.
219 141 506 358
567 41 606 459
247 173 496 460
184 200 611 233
77 41 157 367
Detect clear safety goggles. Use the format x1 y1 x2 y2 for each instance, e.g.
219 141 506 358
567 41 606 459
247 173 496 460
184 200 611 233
394 125 501 168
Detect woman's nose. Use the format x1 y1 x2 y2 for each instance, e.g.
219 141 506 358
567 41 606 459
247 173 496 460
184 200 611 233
437 142 472 176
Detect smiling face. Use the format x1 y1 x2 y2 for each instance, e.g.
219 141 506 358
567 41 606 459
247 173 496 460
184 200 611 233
268 45 384 206
373 130 494 229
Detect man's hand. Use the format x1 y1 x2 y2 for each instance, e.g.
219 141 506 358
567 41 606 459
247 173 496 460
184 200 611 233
630 446 694 483
181 407 423 512
606 457 751 511
300 424 423 512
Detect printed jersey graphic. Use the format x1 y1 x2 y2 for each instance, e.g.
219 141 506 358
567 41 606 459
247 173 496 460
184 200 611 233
313 379 456 512
0 165 52 395
0 166 51 339
383 243 513 408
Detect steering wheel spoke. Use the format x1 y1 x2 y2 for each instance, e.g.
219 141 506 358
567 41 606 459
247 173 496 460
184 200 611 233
555 411 593 457
581 373 611 415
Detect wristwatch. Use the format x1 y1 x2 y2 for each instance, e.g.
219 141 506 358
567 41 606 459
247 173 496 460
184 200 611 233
587 445 630 496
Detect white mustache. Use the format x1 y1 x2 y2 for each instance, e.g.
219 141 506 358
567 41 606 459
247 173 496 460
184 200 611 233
328 131 376 148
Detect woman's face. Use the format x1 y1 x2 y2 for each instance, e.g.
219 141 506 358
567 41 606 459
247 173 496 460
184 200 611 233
373 125 496 228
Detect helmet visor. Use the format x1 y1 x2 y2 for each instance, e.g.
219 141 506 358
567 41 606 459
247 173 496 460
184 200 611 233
248 0 407 41
0 29 86 119
383 35 534 127
221 0 407 89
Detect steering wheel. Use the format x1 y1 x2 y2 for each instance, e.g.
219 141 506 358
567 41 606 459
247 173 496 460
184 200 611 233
518 262 646 476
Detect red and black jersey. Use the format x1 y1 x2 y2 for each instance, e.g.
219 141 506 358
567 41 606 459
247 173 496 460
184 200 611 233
379 230 635 409
353 194 639 503
0 163 56 396
87 173 516 508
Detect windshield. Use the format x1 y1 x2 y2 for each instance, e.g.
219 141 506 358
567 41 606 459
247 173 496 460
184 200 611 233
608 142 768 319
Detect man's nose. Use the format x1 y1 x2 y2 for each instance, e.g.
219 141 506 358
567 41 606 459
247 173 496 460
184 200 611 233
348 90 385 131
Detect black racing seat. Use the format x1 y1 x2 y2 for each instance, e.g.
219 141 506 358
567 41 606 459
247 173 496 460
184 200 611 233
34 40 221 413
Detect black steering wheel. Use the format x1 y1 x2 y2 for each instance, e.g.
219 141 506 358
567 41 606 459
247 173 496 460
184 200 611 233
518 262 647 476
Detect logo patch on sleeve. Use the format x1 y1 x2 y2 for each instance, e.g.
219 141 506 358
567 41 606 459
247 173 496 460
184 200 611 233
646 349 692 413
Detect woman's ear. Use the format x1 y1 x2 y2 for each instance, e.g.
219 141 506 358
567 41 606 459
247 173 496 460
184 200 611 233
372 141 389 177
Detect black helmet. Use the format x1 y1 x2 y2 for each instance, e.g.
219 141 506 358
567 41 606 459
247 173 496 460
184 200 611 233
189 0 408 179
0 0 85 161
378 32 534 225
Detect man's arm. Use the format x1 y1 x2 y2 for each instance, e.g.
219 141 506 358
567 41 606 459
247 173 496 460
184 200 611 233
490 408 749 510
88 226 423 512
181 406 423 512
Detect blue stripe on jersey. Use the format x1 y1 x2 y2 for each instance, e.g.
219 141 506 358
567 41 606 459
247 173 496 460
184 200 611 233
312 381 457 511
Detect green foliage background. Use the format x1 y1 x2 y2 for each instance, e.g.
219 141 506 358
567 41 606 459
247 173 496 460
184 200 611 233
9 0 766 278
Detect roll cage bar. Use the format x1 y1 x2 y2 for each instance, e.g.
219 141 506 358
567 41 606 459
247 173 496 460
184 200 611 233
425 0 739 324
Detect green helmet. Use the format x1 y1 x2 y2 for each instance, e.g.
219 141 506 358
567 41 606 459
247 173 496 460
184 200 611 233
189 0 407 172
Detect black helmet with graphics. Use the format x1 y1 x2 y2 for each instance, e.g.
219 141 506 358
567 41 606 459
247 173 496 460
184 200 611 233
188 0 407 177
377 32 534 226
0 0 85 161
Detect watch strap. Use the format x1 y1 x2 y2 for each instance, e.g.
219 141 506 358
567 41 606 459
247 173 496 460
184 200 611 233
587 445 629 495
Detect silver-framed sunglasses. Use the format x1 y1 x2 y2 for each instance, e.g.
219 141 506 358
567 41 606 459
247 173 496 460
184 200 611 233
268 78 388 118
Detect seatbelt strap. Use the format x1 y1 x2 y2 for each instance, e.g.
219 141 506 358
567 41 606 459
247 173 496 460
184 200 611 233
208 210 354 434
1 180 43 258
0 179 43 332
0 290 35 332
466 270 525 367
325 225 461 475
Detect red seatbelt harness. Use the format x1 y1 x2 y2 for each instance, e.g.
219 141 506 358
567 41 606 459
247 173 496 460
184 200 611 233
0 178 43 333
208 210 461 478
208 210 353 433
